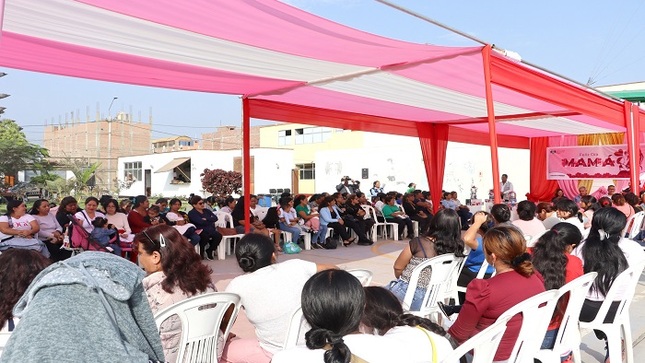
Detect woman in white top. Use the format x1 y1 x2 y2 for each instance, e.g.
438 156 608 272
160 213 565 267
277 196 302 243
511 200 546 246
30 199 71 261
74 197 105 233
360 286 455 362
572 207 645 362
223 234 334 363
219 196 236 214
103 198 133 242
272 270 407 363
0 249 51 334
0 199 49 257
555 199 585 234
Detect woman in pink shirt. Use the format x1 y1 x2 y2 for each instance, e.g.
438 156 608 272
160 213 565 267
611 193 634 219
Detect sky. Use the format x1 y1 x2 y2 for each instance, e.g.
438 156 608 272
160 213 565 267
3 0 645 145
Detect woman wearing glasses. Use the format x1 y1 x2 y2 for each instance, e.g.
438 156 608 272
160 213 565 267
136 224 216 363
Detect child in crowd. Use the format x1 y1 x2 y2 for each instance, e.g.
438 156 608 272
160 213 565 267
90 217 122 255
144 205 168 226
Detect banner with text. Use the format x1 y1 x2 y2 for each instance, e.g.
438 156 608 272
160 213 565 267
546 144 645 180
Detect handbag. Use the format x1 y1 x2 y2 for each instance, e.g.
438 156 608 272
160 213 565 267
283 241 302 254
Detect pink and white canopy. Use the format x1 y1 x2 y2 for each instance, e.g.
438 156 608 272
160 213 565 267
1 0 642 205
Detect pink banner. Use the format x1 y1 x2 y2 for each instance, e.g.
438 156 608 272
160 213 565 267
547 144 645 180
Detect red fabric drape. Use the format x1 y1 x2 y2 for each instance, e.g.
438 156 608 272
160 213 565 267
527 137 558 203
418 123 449 213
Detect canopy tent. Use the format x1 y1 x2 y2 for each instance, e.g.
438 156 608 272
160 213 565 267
1 0 643 216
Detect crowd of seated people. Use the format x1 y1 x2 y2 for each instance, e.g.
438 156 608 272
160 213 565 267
4 184 645 363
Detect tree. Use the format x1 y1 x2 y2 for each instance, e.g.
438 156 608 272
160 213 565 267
201 168 242 197
0 119 49 180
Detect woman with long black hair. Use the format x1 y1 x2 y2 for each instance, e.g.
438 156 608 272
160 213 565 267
531 222 584 352
388 208 465 310
572 207 645 362
360 286 454 361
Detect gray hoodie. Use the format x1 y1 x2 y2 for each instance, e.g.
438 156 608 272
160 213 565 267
0 252 164 363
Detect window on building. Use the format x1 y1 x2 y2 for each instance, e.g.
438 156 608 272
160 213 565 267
296 163 315 180
278 129 292 146
295 127 333 144
124 161 142 182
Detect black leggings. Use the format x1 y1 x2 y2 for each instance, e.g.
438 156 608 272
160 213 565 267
327 222 351 241
386 217 414 238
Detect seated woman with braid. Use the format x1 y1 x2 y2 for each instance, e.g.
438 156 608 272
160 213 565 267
360 286 455 362
272 270 408 363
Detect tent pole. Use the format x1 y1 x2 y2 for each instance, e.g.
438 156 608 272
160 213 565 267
242 97 251 233
375 0 487 46
625 101 640 192
634 104 642 191
482 45 502 204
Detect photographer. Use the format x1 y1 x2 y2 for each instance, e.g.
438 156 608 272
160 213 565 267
336 176 357 194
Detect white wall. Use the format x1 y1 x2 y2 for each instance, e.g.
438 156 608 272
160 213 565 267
118 148 293 197
314 133 530 199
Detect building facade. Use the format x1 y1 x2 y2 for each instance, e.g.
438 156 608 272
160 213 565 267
201 125 260 150
43 112 151 192
117 148 293 198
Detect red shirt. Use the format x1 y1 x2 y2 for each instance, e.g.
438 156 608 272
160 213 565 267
127 210 151 234
448 270 545 361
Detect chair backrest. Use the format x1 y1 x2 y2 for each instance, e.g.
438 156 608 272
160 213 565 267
403 253 461 317
282 307 311 349
584 259 645 327
154 292 241 363
362 205 380 223
440 315 512 363
623 211 645 239
214 211 234 228
253 206 269 222
498 289 560 363
347 268 373 286
541 272 597 359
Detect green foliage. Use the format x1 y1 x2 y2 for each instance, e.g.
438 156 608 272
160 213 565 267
30 173 61 186
0 119 49 178
201 168 242 197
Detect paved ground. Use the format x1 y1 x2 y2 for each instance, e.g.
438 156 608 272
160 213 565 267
206 238 645 362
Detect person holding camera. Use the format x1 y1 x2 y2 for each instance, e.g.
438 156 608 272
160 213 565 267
336 176 356 194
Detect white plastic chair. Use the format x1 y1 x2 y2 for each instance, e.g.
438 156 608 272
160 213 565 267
440 315 512 363
534 272 597 363
579 259 645 363
214 211 245 261
402 253 463 321
252 206 268 223
498 289 560 363
623 211 645 239
154 292 241 363
282 307 311 349
347 268 373 286
362 205 397 241
453 253 496 301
